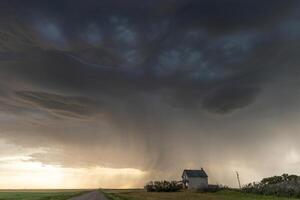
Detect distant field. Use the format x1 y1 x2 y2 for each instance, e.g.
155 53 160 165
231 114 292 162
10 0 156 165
104 189 298 200
0 189 89 200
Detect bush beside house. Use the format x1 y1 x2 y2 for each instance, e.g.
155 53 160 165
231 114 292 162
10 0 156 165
144 181 183 192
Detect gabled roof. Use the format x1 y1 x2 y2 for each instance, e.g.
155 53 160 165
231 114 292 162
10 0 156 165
182 169 208 178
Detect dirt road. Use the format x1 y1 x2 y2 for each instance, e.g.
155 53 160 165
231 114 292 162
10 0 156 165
69 191 108 200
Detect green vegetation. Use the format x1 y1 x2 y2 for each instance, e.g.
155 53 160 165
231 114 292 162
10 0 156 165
242 174 300 198
0 189 88 200
104 189 298 200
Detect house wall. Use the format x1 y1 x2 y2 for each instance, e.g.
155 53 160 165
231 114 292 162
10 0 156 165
187 177 208 189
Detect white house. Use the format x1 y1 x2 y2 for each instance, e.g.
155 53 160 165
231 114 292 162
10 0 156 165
182 168 208 189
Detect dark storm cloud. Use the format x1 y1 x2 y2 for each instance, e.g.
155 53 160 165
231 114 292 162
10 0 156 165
15 91 100 119
175 0 298 33
0 0 298 139
10 0 299 34
1 0 300 184
202 85 260 114
0 0 298 122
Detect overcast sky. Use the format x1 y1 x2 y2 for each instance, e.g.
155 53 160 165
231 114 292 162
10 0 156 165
1 0 300 188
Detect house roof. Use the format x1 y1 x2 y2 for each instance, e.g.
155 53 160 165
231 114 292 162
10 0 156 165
182 169 208 178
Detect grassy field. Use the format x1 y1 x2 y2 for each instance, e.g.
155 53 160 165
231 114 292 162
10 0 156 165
104 189 299 200
0 189 89 200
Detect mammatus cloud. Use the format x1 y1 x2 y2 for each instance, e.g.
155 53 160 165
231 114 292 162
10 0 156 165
0 0 300 188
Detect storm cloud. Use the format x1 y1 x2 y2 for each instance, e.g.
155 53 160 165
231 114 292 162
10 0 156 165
1 0 300 188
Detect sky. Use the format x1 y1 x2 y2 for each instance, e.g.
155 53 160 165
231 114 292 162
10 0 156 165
0 0 300 189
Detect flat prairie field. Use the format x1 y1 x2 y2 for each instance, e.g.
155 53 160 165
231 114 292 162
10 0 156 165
0 189 89 200
104 189 298 200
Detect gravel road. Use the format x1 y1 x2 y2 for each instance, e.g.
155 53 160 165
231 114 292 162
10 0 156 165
69 191 108 200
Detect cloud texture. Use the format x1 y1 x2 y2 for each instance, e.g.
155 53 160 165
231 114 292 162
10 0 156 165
1 0 300 187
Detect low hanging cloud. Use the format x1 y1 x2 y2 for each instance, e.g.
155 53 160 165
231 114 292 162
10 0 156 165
202 86 260 114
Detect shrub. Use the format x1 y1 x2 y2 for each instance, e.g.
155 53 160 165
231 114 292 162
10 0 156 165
242 174 300 198
144 181 183 192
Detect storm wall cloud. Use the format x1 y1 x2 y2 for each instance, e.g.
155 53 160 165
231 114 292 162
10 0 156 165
0 0 300 188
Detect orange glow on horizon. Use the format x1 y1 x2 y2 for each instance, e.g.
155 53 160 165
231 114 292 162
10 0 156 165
0 156 147 189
